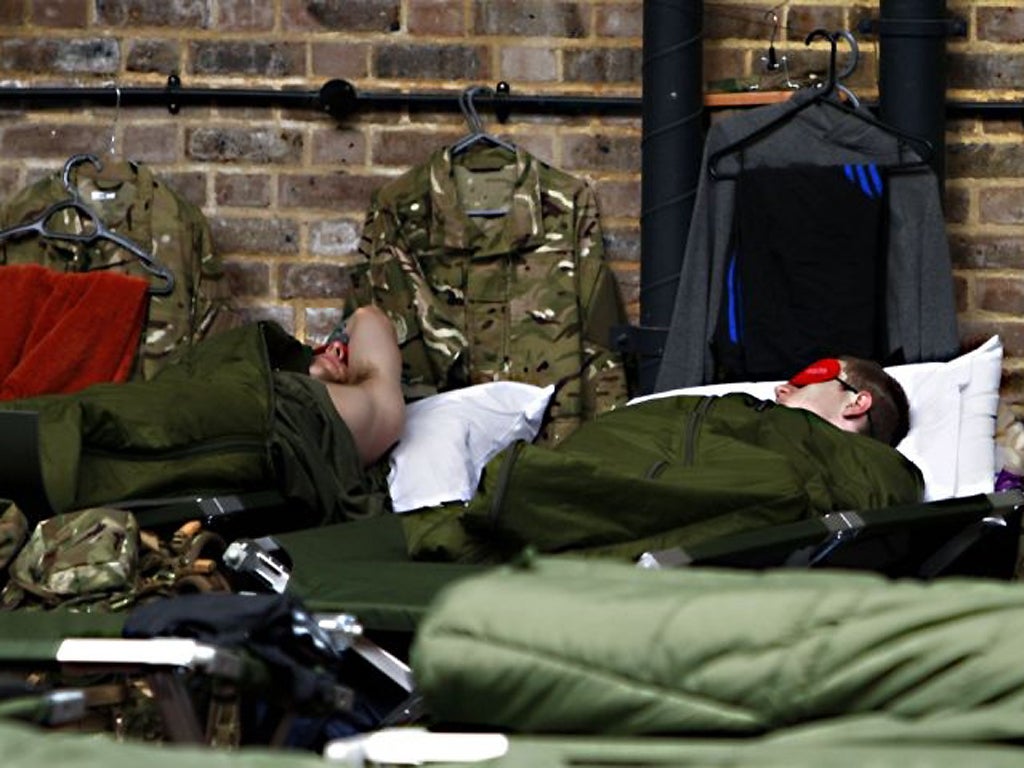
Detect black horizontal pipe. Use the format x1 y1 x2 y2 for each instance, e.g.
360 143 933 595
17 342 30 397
0 78 641 120
0 79 1017 120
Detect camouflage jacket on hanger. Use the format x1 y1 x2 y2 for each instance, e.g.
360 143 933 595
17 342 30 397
0 159 237 379
350 145 630 444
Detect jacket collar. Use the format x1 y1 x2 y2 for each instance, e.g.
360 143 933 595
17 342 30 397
426 144 547 256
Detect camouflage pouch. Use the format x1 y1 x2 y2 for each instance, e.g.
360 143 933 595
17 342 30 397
2 507 138 609
0 500 29 572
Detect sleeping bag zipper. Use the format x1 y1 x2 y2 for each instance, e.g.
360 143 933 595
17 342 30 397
82 436 266 462
683 396 716 466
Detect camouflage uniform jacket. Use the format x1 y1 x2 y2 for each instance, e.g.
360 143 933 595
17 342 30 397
0 160 236 380
352 145 630 444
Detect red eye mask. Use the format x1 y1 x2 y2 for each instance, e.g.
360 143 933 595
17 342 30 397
312 343 348 360
788 358 843 387
312 327 350 363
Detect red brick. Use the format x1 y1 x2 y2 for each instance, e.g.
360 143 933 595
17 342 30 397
30 0 88 27
596 4 642 38
187 127 304 164
232 304 296 333
565 47 642 84
949 52 1024 90
787 5 849 38
223 259 271 296
949 234 1024 270
408 0 465 35
474 1 586 38
309 218 363 258
954 274 968 313
215 172 273 208
375 128 460 166
158 172 207 209
210 216 301 255
121 124 180 164
500 46 558 83
979 188 1024 225
96 0 210 26
126 39 182 74
977 275 1024 314
943 185 970 224
282 0 400 32
312 127 368 167
189 41 305 77
375 43 490 80
312 42 371 79
279 262 351 299
278 173 384 214
949 142 1024 179
0 37 119 74
562 132 641 173
960 317 1024 358
1 123 109 157
217 0 274 30
306 307 348 342
603 227 640 264
595 178 641 220
977 7 1024 44
0 2 24 24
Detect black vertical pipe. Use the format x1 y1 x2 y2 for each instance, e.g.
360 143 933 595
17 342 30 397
637 0 704 394
877 0 948 187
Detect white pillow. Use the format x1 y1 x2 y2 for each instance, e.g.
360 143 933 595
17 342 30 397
632 337 1004 502
889 335 1002 499
387 382 554 513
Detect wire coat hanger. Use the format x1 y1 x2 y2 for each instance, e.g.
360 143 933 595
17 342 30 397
450 85 516 156
0 154 175 295
707 29 934 180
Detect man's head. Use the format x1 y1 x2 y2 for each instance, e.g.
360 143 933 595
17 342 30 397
774 356 910 447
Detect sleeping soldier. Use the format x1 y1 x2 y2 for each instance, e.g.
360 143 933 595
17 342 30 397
0 305 404 528
402 355 923 563
0 313 920 564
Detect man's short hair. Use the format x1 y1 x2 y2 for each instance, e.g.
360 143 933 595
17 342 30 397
840 356 910 447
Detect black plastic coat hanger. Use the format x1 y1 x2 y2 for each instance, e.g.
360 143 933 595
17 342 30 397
450 85 516 156
0 154 175 295
707 29 934 180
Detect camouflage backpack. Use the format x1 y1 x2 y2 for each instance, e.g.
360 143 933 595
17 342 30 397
0 507 231 611
0 157 238 380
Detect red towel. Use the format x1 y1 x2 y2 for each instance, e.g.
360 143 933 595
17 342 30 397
0 264 150 399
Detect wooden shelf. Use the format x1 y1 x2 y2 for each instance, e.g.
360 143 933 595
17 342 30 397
704 90 797 108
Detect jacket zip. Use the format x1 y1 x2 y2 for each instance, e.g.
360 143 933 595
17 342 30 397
684 396 716 466
83 436 266 462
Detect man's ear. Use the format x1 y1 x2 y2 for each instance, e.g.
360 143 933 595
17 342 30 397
844 390 873 418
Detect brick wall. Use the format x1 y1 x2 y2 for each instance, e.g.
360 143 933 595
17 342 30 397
0 0 1022 404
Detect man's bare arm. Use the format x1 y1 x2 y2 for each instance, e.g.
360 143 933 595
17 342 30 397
311 306 405 467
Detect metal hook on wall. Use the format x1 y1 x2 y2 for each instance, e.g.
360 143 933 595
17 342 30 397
109 84 121 156
763 9 781 71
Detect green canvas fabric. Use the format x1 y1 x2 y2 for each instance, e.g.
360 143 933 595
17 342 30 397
281 515 487 632
403 393 924 563
412 557 1024 740
0 159 237 380
428 736 1024 768
351 144 630 444
2 719 1024 768
0 323 387 524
